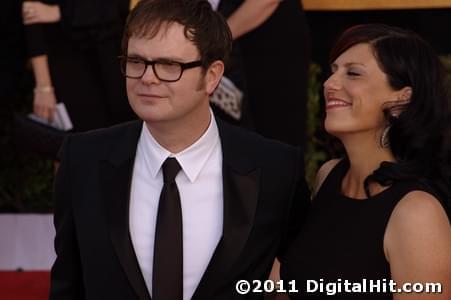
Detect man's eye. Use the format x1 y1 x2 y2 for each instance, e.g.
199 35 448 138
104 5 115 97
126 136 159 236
127 58 143 64
157 60 179 66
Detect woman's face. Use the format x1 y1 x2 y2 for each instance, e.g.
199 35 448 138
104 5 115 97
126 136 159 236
323 43 401 138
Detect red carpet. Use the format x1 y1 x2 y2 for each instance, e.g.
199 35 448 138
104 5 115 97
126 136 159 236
0 271 50 300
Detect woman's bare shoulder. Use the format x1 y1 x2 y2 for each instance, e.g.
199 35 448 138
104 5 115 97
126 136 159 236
312 158 342 197
384 191 451 297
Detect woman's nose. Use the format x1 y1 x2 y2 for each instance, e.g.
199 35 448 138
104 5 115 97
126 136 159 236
323 73 341 91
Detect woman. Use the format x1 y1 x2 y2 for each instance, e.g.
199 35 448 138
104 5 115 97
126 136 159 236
22 0 135 133
217 0 311 147
281 24 451 299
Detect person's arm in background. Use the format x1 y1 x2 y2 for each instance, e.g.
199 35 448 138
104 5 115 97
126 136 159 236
30 55 56 121
227 0 281 39
22 1 60 121
22 1 60 25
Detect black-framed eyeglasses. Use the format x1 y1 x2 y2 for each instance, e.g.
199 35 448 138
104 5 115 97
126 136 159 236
119 55 203 82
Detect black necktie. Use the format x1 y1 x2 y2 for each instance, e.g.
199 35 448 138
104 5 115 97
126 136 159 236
153 158 183 300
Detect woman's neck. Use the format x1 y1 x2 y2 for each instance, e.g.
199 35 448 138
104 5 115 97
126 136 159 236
340 132 395 199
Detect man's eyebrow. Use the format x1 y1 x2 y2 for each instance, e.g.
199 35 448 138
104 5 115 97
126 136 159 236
125 53 186 62
126 53 146 60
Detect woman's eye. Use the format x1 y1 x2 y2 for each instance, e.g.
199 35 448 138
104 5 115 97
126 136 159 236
347 70 361 76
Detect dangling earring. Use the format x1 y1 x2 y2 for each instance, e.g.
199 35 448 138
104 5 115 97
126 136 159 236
380 125 391 148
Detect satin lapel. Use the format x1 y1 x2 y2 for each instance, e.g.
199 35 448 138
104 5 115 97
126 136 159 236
100 121 151 300
192 120 261 299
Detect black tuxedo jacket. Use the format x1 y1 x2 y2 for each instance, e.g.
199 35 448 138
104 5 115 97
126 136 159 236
50 119 310 299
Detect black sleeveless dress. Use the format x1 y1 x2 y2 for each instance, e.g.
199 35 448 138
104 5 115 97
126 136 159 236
280 159 437 299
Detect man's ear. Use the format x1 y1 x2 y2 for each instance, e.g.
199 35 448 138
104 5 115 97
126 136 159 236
204 60 224 95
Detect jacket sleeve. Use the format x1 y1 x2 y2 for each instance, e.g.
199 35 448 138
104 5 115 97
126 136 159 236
23 0 58 58
24 24 49 58
50 135 85 299
277 147 311 260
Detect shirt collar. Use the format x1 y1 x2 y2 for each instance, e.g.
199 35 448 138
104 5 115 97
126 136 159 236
139 110 220 183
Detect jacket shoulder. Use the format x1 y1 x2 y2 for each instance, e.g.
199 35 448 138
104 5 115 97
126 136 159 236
70 120 141 142
60 120 142 160
218 120 301 168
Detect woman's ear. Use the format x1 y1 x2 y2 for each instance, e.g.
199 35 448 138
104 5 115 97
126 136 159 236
384 86 412 118
398 86 412 102
394 87 412 116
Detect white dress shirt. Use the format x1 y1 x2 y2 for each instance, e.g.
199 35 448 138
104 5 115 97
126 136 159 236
129 112 223 300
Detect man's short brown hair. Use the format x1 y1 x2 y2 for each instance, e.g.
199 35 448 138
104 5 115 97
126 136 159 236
122 0 232 68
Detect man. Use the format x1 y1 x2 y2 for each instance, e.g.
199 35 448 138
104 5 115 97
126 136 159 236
50 0 310 299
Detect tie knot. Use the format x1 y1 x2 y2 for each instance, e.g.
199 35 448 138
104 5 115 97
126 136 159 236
162 158 181 183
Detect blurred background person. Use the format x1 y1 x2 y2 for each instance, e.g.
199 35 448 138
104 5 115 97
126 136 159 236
217 0 311 149
22 0 136 133
281 24 451 299
1 0 26 136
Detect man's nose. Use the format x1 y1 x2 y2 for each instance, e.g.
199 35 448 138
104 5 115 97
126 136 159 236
141 65 160 84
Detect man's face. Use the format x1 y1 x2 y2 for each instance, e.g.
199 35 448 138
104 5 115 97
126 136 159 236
126 22 218 126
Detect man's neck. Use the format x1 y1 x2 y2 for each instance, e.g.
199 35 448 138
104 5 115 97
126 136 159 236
146 108 212 154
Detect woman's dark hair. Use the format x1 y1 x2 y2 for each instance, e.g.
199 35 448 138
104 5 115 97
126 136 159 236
122 0 232 69
330 24 450 207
